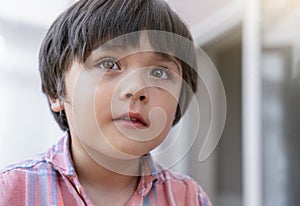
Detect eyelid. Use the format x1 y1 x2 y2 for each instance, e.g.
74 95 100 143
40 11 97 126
154 53 181 73
157 60 180 74
97 57 117 64
96 57 120 70
150 66 173 80
157 66 173 76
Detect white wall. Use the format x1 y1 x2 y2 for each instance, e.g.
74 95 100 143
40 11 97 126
0 0 74 168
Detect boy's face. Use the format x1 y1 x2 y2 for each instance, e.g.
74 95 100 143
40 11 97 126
57 34 183 160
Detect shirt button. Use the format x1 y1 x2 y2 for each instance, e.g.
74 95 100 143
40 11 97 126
76 184 82 195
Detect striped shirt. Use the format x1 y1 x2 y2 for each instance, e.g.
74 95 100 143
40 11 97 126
0 133 212 206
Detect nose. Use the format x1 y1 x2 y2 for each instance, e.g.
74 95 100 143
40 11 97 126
120 82 149 104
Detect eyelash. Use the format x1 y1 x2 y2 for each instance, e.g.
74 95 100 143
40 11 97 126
96 57 120 71
149 67 173 80
96 57 173 80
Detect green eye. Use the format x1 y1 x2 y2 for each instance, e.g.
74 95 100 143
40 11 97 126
152 69 163 77
150 67 172 80
97 58 119 70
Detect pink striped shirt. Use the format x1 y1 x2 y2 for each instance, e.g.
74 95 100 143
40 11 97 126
0 133 212 206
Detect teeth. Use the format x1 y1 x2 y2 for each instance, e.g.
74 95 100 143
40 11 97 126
122 117 138 121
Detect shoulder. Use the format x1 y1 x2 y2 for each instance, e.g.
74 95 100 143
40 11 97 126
0 154 56 204
0 133 72 180
0 153 55 185
161 169 212 206
0 134 73 205
0 133 70 184
161 169 201 191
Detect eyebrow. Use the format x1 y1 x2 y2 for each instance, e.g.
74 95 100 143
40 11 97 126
152 52 181 72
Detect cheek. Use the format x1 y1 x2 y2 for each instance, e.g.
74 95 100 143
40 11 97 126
152 91 179 123
94 84 114 122
156 93 178 110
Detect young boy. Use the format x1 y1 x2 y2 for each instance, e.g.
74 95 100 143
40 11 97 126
0 0 212 205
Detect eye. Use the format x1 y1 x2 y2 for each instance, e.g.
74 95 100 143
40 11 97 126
97 58 120 70
150 67 172 80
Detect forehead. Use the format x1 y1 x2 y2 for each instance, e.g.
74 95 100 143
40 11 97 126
94 32 175 55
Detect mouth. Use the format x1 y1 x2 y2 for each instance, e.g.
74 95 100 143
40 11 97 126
113 112 148 128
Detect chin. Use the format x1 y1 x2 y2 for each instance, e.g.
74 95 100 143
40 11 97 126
115 142 156 157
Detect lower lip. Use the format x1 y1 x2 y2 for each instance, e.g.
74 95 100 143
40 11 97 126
113 120 147 129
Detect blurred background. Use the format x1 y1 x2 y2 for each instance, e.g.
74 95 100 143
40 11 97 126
0 0 300 206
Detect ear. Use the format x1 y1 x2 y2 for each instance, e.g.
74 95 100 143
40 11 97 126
48 97 64 112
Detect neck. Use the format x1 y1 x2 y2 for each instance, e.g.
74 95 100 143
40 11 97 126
70 136 140 191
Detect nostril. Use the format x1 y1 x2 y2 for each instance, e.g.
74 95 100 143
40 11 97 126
139 96 146 101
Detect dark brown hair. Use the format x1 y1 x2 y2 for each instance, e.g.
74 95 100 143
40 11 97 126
39 0 197 131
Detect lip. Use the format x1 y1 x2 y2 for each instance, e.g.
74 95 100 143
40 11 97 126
113 112 148 129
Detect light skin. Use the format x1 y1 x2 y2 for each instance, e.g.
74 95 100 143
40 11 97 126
50 36 183 205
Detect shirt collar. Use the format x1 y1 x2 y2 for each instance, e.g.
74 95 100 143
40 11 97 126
137 154 165 196
45 132 165 195
45 132 75 176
